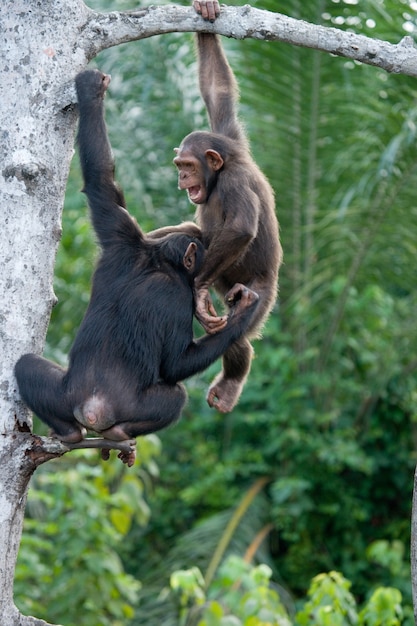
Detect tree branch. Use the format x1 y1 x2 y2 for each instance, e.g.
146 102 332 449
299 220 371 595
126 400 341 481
27 435 136 467
16 615 59 626
78 3 417 77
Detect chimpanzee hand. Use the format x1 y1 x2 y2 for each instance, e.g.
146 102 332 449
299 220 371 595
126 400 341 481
225 283 259 315
193 0 220 22
195 286 228 334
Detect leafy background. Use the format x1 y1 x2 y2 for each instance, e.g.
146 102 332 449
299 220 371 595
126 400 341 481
14 0 417 624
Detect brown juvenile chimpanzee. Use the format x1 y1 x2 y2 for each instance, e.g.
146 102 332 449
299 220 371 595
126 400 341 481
14 69 260 463
151 0 282 413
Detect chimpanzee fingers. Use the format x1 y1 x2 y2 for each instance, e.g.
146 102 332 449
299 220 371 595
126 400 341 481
206 317 228 334
242 287 259 306
225 282 249 305
196 306 228 333
197 313 228 334
101 449 111 461
225 282 243 304
193 0 220 21
206 298 219 318
195 287 220 321
226 283 259 310
118 449 136 467
237 288 259 311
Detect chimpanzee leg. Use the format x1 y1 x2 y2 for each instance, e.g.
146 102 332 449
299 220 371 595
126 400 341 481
206 337 253 414
100 382 187 440
14 354 84 443
207 279 274 413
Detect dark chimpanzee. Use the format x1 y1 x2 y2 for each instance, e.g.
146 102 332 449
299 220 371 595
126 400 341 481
150 0 283 414
15 69 259 464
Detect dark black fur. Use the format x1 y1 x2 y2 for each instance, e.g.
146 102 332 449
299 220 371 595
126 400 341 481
15 70 259 443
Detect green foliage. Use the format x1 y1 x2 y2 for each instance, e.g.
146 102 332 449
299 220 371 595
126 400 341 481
171 556 292 626
171 567 206 619
296 571 404 626
170 560 405 626
358 587 403 626
15 436 160 626
295 572 358 625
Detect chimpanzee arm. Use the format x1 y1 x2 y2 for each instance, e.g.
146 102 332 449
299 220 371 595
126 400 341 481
161 284 259 382
147 221 202 241
196 28 246 144
75 70 143 249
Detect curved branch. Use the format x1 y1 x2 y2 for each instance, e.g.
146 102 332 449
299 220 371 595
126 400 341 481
78 4 417 77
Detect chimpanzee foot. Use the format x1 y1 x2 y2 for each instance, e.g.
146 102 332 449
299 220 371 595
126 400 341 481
98 425 137 466
117 448 136 467
101 445 137 467
53 425 87 444
100 447 136 467
63 436 136 467
100 424 132 441
207 376 244 413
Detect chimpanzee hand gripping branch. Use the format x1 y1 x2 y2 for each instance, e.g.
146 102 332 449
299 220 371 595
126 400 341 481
14 68 260 466
150 0 282 413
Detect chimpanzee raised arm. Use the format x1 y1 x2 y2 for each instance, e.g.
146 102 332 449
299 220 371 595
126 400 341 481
75 71 138 249
15 69 260 465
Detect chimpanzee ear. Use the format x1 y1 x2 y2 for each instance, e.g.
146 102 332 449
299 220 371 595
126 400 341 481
205 149 224 171
183 242 197 272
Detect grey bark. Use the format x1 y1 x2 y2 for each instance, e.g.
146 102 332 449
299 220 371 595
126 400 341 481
1 1 416 623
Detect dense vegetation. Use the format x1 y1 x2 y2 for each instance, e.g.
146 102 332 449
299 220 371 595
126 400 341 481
14 0 417 624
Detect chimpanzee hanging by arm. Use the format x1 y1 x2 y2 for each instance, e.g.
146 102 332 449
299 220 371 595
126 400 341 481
170 0 283 413
15 69 260 465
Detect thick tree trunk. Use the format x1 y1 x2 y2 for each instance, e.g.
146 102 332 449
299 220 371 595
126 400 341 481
0 1 89 622
1 1 417 623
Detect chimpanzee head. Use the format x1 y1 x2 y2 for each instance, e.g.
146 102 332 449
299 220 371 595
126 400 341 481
173 131 233 204
158 234 205 278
